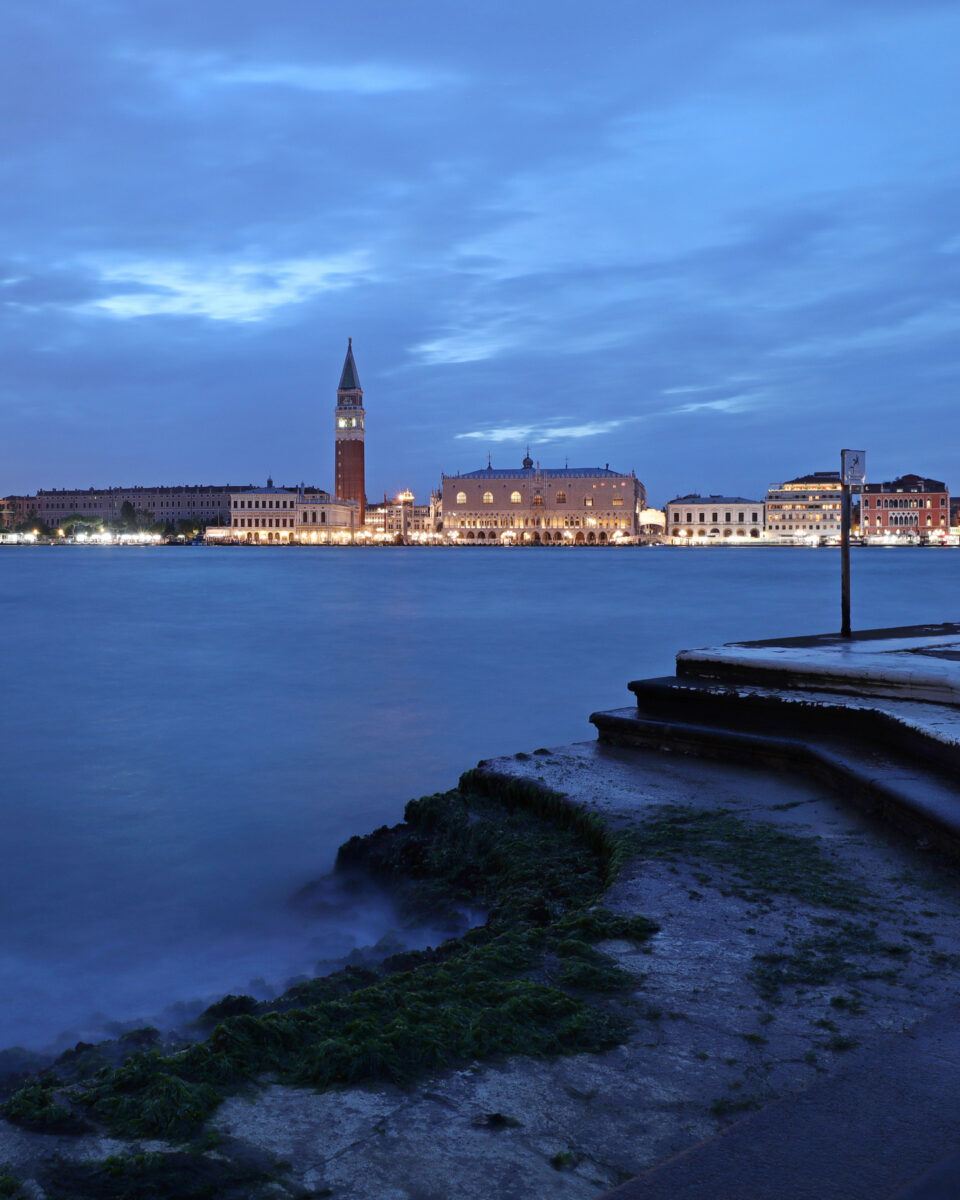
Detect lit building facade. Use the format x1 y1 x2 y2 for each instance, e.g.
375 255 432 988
665 495 764 542
364 490 439 541
765 472 842 541
208 483 359 542
862 474 949 541
440 455 646 544
334 339 366 523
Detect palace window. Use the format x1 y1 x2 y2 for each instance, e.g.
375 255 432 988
482 492 494 504
612 497 623 507
510 491 522 503
584 497 594 507
456 492 467 505
532 494 543 506
556 491 567 504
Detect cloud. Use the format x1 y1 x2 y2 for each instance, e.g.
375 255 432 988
82 254 370 322
774 303 960 360
456 419 631 443
666 392 764 416
208 62 460 95
413 328 518 365
124 50 459 97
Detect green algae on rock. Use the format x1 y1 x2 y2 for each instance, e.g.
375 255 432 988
6 773 657 1145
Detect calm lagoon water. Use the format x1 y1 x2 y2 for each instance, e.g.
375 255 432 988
1 544 957 1049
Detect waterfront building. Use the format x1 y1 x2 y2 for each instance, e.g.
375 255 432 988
208 481 359 542
664 495 764 542
440 454 646 544
862 474 949 541
3 484 242 529
363 490 439 542
639 508 667 539
765 472 842 541
0 496 24 529
334 338 366 523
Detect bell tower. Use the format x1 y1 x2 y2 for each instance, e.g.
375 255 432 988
334 337 366 522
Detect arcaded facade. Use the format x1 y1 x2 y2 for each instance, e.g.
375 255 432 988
208 485 359 542
665 495 765 541
440 456 646 544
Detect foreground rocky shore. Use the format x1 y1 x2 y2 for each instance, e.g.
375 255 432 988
4 743 960 1199
5 729 960 1200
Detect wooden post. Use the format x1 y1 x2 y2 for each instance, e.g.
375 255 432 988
840 482 852 637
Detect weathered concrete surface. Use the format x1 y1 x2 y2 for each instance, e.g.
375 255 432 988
677 622 960 705
6 741 960 1199
207 743 960 1199
601 1001 960 1200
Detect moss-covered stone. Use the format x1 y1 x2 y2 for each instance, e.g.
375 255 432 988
10 776 655 1145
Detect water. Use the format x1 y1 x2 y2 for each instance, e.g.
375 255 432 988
1 545 957 1049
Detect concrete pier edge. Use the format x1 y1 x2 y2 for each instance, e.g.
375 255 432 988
589 622 960 1199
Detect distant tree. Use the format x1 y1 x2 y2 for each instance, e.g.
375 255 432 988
62 512 101 536
119 500 137 528
15 513 51 536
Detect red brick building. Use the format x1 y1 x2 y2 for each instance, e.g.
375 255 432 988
0 496 33 529
861 474 949 541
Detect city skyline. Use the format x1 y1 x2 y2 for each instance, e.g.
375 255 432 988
2 1 959 503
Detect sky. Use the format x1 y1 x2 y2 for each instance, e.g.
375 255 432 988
1 0 958 506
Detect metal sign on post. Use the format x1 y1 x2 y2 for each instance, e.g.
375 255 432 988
840 449 866 637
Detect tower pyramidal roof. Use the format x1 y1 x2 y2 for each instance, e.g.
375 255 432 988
338 337 361 391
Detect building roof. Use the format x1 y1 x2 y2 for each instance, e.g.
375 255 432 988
233 485 329 496
668 494 762 505
446 466 631 481
779 471 841 485
338 338 361 391
863 474 947 493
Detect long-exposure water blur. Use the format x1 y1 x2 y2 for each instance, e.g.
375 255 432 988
1 544 956 1049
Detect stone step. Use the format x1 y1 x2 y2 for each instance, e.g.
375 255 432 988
589 707 960 857
625 675 960 776
674 623 960 707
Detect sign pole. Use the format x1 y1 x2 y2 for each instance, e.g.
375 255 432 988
839 449 865 639
840 482 851 637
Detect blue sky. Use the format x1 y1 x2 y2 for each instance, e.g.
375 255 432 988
2 0 958 505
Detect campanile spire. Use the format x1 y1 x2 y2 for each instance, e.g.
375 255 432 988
334 338 366 521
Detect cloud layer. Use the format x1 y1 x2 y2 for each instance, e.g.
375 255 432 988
1 0 959 501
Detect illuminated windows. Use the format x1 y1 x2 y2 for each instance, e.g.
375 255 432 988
556 491 567 504
482 491 494 504
456 492 467 505
510 491 522 503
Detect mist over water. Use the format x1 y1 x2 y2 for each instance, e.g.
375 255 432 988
1 545 956 1049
